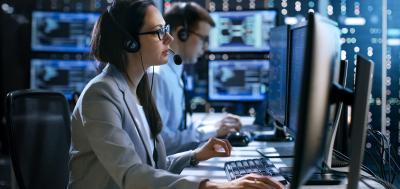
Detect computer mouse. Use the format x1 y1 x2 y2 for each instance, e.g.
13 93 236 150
226 132 251 147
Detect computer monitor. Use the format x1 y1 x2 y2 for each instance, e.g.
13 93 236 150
208 59 269 101
208 10 277 52
31 11 100 52
251 25 292 142
347 55 373 189
290 13 341 188
266 25 290 126
30 59 97 100
287 22 308 135
324 56 373 189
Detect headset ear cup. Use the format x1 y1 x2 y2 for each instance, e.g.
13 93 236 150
124 38 140 53
177 28 188 42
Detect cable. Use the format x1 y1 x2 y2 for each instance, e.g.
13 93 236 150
368 129 400 183
369 130 387 180
334 150 366 175
360 177 376 189
327 168 395 189
333 129 399 185
360 175 398 189
151 66 154 93
139 52 150 108
333 149 377 177
368 130 388 180
368 130 400 182
378 132 398 184
364 149 384 179
371 130 400 171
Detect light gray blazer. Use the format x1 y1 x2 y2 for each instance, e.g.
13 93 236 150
68 64 205 189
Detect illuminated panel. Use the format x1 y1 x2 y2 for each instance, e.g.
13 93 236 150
208 59 269 101
34 0 110 12
208 10 277 52
31 11 100 53
30 59 97 100
208 0 271 12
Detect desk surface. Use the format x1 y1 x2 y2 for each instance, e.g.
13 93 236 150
182 113 385 189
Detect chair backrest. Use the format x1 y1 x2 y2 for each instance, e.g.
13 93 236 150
6 89 71 189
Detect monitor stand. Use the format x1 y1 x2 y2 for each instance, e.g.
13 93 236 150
279 166 346 185
253 122 293 142
305 167 346 185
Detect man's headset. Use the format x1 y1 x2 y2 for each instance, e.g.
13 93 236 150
177 2 191 42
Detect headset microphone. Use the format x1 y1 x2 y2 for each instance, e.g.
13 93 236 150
168 49 183 65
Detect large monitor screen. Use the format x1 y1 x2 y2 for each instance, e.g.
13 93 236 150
267 25 289 125
287 25 307 134
30 59 97 100
290 14 342 188
208 59 269 101
31 11 100 52
209 10 277 52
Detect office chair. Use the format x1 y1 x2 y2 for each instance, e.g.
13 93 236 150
6 89 71 189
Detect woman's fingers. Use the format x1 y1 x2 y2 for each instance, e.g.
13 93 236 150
243 179 271 189
249 175 285 189
211 138 231 156
222 139 232 152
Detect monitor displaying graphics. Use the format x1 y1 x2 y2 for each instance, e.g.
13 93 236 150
30 59 97 100
31 11 100 52
208 59 269 101
209 10 277 52
267 25 289 125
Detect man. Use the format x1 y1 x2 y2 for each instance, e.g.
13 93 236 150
150 2 242 155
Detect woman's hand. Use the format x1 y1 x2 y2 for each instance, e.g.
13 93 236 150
199 174 285 189
215 114 242 137
227 174 285 189
194 138 232 161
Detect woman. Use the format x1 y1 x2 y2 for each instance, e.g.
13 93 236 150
68 0 284 189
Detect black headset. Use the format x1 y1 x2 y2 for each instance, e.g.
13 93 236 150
177 2 191 42
107 6 141 53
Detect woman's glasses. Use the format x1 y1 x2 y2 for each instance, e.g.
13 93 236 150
138 25 170 41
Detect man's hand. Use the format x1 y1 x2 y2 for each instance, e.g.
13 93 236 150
215 114 242 137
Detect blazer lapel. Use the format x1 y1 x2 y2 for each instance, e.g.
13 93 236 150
105 65 155 167
123 90 155 166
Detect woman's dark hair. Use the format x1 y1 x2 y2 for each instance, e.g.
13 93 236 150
91 0 163 138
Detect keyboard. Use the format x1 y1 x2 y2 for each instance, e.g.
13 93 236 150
224 158 288 185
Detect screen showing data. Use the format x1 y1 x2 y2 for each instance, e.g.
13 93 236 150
209 10 277 52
